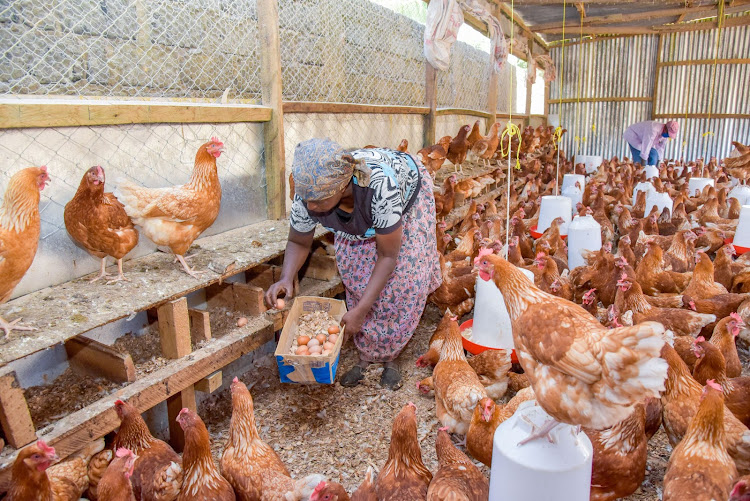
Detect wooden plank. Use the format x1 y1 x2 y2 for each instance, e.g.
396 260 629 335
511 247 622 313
65 336 136 383
652 34 663 120
658 57 750 67
233 283 267 316
492 1 550 50
550 97 652 104
195 371 223 393
0 372 36 449
205 282 236 310
524 41 534 119
0 221 330 367
0 101 272 129
245 264 280 290
157 298 192 359
436 108 493 119
283 101 430 115
424 62 438 148
188 308 212 344
258 0 286 220
533 14 750 35
167 386 196 452
653 113 750 119
302 253 338 281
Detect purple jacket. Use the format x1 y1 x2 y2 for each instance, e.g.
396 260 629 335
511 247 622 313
623 121 669 161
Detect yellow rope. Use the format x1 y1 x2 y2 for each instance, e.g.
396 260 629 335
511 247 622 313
573 9 585 153
554 0 567 196
702 0 724 143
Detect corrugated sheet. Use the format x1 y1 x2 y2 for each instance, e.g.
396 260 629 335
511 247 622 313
662 117 750 160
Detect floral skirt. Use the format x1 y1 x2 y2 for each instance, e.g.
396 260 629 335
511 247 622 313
334 162 442 362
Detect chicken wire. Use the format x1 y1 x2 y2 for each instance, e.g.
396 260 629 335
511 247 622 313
0 123 266 297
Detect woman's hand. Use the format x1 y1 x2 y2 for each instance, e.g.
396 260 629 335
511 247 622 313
265 278 294 309
340 306 367 337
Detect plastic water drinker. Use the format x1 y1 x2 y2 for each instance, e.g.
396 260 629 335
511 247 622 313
567 216 602 270
729 185 750 205
632 182 654 204
574 155 603 175
645 191 673 216
735 206 750 249
562 174 586 193
643 164 659 179
537 196 572 235
688 177 715 196
489 400 593 501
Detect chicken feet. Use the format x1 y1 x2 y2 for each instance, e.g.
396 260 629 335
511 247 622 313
176 254 207 279
517 417 561 446
0 315 36 339
90 257 115 283
106 258 130 284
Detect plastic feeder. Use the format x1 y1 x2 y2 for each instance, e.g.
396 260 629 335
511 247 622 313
632 182 654 204
733 205 750 252
567 216 602 270
574 155 603 175
645 191 673 216
688 177 715 196
729 185 750 205
644 164 659 179
536 196 572 235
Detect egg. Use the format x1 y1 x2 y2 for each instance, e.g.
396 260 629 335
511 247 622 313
308 345 323 355
276 298 285 309
307 338 320 348
328 325 340 335
236 317 248 327
315 334 327 345
297 335 310 346
322 349 332 356
295 346 309 355
328 334 339 344
323 341 334 351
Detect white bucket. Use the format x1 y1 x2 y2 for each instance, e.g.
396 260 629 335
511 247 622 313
489 400 593 501
644 165 659 179
471 268 533 351
632 182 654 205
567 216 602 270
729 185 750 205
537 196 572 235
735 206 750 248
688 177 715 196
645 191 673 216
562 174 586 192
561 184 582 215
574 155 603 175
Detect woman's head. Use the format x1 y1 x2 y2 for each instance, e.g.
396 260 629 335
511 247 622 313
665 120 679 138
292 138 357 208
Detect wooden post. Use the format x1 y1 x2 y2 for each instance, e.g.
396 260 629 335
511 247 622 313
258 0 286 220
166 386 196 453
652 34 664 120
0 371 36 448
187 308 212 344
424 62 438 147
525 43 534 123
487 42 499 131
157 298 192 359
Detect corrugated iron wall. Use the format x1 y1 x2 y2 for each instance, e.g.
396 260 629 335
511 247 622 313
550 24 750 161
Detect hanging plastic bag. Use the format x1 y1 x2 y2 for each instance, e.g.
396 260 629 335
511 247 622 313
424 0 463 71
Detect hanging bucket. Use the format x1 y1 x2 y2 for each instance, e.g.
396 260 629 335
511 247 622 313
632 182 654 204
733 205 750 253
536 196 572 235
644 165 659 179
645 191 673 216
688 177 715 196
567 216 602 270
574 155 603 175
729 185 750 205
489 400 593 501
562 174 586 192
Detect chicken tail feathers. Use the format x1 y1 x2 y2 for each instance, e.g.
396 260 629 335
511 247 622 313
114 178 157 220
283 474 327 501
153 460 183 501
70 437 106 465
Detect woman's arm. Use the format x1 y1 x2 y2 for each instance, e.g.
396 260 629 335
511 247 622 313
340 226 402 334
265 228 315 307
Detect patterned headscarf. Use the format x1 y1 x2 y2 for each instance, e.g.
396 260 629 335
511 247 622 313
292 138 354 201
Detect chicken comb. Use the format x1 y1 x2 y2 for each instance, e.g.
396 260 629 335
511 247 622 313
210 136 221 144
36 440 55 455
706 379 722 392
407 401 417 410
474 247 494 266
233 376 239 383
114 399 125 406
115 447 133 459
694 336 706 345
438 426 449 432
731 312 745 324
311 481 327 496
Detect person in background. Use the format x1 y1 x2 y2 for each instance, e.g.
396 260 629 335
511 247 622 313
623 120 679 166
265 138 441 390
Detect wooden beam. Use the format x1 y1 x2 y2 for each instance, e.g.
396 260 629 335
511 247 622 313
525 42 534 119
652 34 664 120
65 336 136 383
0 100 271 129
258 0 286 220
195 371 223 393
0 371 36 449
535 13 750 34
283 102 429 115
424 62 438 147
188 308 212 344
300 253 339 281
492 2 550 51
167 386 195 453
550 97 652 104
436 108 494 119
488 8 500 134
157 298 192 360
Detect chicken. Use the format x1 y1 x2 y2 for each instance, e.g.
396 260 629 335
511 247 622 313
434 175 457 220
175 408 236 501
426 428 489 501
0 165 49 337
466 121 482 149
711 313 744 378
97 448 137 501
682 251 729 299
309 467 377 501
724 141 750 184
731 474 750 501
466 387 535 466
715 244 748 291
682 292 749 321
64 166 139 283
87 448 114 500
433 318 489 435
664 230 697 273
474 249 668 433
585 404 647 501
416 310 457 368
418 139 449 178
8 438 105 501
470 122 500 168
115 138 224 278
112 399 183 501
428 255 476 314
375 403 432 501
466 348 511 400
660 344 750 474
396 139 408 153
662 380 737 501
615 274 715 337
635 241 689 295
446 125 471 174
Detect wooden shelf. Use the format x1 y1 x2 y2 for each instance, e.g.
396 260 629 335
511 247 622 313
444 185 507 231
433 158 500 187
0 220 329 367
0 274 343 492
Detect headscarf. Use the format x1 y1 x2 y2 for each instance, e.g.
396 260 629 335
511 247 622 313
666 120 679 138
292 139 355 201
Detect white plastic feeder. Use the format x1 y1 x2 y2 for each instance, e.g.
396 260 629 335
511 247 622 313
489 400 593 501
645 191 673 216
574 155 603 175
734 205 750 249
537 196 572 235
643 164 659 179
562 174 586 192
632 182 654 204
471 268 533 351
561 184 582 216
567 216 602 270
688 177 715 196
729 185 750 205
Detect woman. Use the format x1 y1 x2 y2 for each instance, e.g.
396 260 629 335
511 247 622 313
265 139 441 390
623 120 679 166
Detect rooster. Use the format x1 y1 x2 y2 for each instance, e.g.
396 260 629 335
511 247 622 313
115 138 224 278
474 249 668 437
0 165 49 337
64 165 139 283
